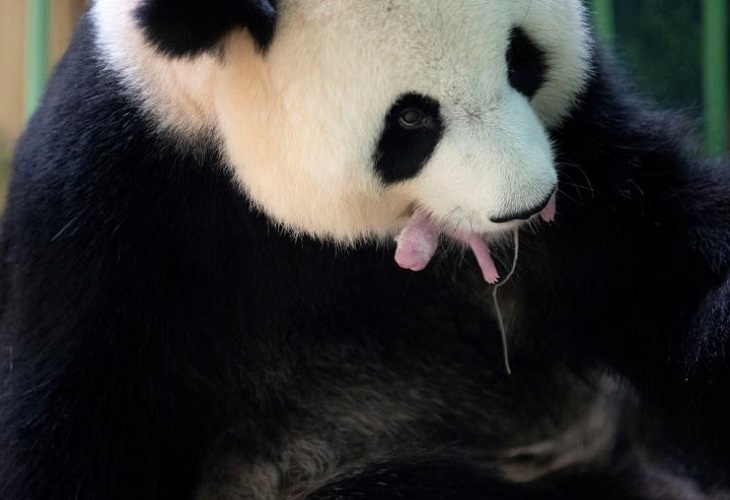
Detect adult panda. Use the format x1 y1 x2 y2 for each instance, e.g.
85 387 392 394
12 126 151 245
1 0 729 498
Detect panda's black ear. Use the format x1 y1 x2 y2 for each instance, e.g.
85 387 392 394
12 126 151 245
135 0 277 57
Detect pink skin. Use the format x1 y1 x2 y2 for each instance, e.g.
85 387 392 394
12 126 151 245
541 193 557 223
394 193 557 283
467 236 501 284
394 212 441 272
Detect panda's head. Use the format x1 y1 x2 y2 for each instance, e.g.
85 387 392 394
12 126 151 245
94 0 590 276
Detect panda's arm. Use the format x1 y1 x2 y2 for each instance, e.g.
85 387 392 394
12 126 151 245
516 46 730 470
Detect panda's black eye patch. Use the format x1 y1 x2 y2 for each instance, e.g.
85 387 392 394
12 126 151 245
374 94 444 184
507 27 548 99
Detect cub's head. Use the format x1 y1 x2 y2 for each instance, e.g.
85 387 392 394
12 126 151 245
93 0 590 275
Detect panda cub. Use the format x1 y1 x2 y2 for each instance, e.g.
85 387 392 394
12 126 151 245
1 0 729 498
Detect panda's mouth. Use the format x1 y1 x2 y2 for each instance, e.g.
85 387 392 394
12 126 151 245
394 194 556 283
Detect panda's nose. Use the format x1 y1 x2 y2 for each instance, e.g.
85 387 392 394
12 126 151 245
490 190 555 224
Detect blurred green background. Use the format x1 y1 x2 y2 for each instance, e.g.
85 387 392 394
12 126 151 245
0 0 727 212
613 1 704 110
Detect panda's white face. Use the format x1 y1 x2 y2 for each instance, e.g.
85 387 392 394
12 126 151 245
94 0 590 248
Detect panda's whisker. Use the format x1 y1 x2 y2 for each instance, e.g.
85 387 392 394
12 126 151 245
521 0 535 25
445 207 469 233
466 214 477 235
557 161 595 197
557 177 588 205
440 207 463 234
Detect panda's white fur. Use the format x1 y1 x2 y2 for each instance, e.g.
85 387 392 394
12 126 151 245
92 0 591 242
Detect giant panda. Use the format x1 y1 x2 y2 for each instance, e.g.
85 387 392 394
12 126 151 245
1 0 729 498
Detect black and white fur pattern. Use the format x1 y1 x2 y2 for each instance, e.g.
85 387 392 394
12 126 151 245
94 0 589 241
1 1 729 499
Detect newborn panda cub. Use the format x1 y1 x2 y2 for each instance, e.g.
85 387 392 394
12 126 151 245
2 0 729 499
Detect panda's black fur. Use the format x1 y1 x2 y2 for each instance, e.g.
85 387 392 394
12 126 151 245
1 3 730 500
136 0 277 55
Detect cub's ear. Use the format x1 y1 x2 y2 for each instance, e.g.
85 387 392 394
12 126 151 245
135 0 277 57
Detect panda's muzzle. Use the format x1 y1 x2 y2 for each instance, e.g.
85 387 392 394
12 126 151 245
394 192 557 284
490 189 557 224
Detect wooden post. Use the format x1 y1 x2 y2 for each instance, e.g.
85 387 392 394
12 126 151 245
24 0 50 118
593 0 615 41
703 0 728 155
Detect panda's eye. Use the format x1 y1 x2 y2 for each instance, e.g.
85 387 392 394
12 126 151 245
398 108 430 130
374 93 444 184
